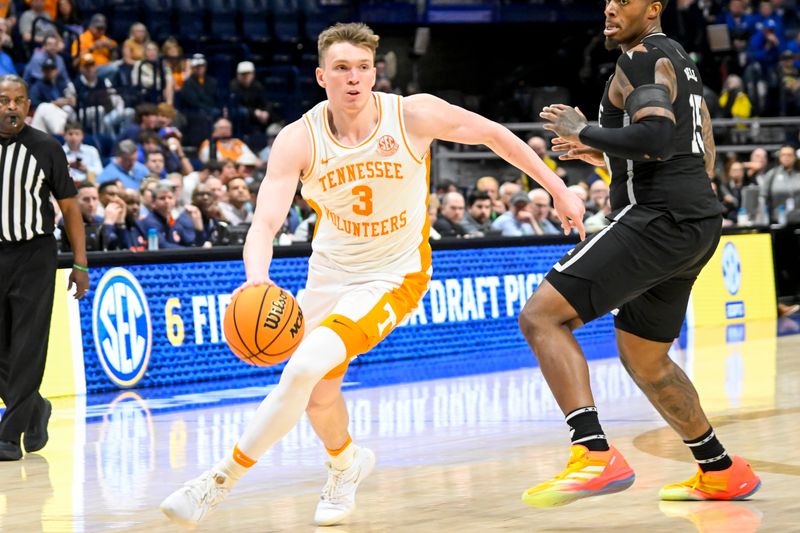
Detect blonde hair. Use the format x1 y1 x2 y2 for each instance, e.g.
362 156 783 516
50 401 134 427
318 22 379 66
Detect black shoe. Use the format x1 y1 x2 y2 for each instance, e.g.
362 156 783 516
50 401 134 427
23 398 51 453
0 440 22 461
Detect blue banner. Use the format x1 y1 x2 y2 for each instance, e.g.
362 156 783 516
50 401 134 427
80 245 615 393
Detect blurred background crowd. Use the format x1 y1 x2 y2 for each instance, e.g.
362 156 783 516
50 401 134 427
0 0 794 251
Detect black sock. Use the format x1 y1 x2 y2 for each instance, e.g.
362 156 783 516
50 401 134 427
684 427 733 472
566 406 609 452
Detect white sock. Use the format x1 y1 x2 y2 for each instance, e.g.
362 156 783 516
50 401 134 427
236 327 348 461
214 452 251 487
329 442 357 470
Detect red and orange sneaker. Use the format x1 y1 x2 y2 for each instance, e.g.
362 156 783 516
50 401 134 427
659 456 761 501
521 444 635 508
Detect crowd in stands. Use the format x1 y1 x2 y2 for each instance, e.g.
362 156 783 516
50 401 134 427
0 0 789 252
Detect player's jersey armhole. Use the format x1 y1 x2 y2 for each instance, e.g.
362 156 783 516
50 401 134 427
301 113 317 182
397 95 426 165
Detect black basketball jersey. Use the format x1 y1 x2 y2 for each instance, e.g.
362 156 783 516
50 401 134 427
599 33 721 221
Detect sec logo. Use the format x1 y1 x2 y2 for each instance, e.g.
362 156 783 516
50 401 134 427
721 242 742 296
376 134 399 156
92 268 152 388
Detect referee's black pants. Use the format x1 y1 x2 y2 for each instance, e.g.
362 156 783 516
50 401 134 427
0 236 57 444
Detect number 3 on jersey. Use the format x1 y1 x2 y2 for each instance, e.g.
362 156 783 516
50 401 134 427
352 185 373 216
689 94 705 155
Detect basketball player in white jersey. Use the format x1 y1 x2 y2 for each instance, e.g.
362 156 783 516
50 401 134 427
161 22 586 528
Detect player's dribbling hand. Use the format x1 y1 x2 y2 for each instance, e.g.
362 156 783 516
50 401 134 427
551 137 606 167
232 277 274 298
553 191 586 241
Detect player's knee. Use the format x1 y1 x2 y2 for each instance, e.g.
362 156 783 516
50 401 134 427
280 358 327 390
518 296 550 338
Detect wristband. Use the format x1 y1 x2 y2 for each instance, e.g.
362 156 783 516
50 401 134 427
72 264 89 272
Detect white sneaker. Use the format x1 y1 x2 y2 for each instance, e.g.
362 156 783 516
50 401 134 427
160 470 231 528
314 446 376 526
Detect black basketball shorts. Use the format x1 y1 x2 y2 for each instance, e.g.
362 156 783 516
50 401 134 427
545 205 722 343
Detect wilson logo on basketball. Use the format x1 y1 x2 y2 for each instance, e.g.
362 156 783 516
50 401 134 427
376 135 399 156
263 290 289 329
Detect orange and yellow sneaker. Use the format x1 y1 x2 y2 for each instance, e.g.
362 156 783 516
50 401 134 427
659 456 761 501
521 444 635 508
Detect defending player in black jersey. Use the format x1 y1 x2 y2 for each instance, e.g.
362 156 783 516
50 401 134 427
519 0 761 508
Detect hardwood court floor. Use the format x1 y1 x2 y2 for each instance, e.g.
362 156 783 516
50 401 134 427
2 318 799 532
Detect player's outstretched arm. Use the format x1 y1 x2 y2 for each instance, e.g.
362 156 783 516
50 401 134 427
541 45 678 162
404 94 585 239
240 121 308 294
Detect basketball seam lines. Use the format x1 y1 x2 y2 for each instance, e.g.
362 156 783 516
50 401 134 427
252 285 273 357
231 292 255 358
255 292 296 359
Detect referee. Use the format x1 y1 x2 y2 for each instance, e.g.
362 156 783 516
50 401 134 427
0 75 88 461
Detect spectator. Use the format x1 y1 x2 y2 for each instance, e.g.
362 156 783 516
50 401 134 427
499 181 522 212
122 22 149 66
491 191 537 236
29 56 66 105
475 175 505 218
761 145 800 222
18 0 50 45
586 179 609 215
236 152 261 183
23 33 69 86
59 182 127 251
523 136 565 188
0 19 14 76
131 41 173 105
746 19 783 115
745 147 770 186
98 140 150 189
749 1 784 36
0 5 16 30
144 149 166 179
179 53 219 117
98 180 122 212
778 50 800 116
434 191 467 238
718 0 752 75
199 118 260 164
140 183 199 248
218 176 253 225
528 188 560 235
718 160 747 223
460 190 494 236
230 60 270 135
427 193 441 240
69 53 131 137
161 38 189 91
584 194 611 233
205 175 226 204
120 188 147 250
29 57 75 135
55 0 81 36
24 0 56 19
138 176 160 216
719 74 753 120
190 183 223 246
120 103 159 141
72 14 118 79
62 121 102 183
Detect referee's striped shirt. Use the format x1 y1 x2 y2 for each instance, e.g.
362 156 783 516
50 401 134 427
0 125 76 243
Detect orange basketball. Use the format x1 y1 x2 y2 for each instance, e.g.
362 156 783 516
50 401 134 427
223 285 304 366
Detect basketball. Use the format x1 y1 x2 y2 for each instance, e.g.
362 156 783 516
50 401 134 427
223 285 304 367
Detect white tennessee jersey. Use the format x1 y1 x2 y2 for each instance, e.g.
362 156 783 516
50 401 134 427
301 92 431 275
